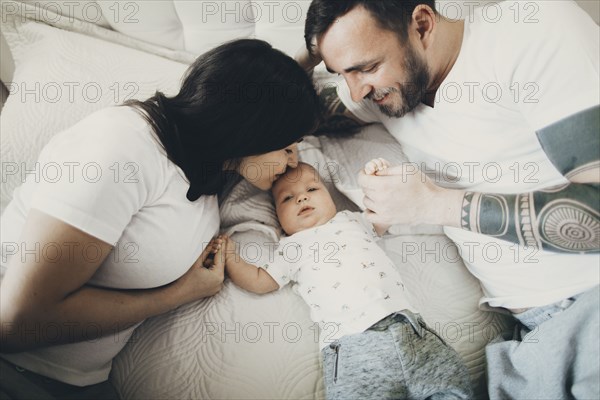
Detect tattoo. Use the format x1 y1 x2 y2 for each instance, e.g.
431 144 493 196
539 198 599 252
565 160 600 181
461 105 600 252
535 105 599 176
462 184 599 253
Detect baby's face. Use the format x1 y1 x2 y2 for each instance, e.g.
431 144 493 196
272 164 337 236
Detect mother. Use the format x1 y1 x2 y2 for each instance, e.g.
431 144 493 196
0 39 320 398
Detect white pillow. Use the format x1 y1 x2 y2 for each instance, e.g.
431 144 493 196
0 15 188 213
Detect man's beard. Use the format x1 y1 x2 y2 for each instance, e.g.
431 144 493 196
369 45 430 118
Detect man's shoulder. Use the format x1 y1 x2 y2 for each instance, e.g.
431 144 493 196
468 0 594 37
465 1 598 77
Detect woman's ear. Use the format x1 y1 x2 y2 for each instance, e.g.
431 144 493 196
411 4 437 50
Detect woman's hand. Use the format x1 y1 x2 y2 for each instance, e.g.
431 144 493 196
172 237 226 303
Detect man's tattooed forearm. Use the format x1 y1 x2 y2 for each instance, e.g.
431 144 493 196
463 105 600 252
461 184 599 253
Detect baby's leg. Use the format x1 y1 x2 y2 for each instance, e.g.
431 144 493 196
405 316 473 399
320 313 472 400
321 323 409 400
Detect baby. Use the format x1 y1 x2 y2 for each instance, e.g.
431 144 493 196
223 160 472 400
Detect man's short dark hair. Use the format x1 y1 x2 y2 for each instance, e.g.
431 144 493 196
305 0 437 53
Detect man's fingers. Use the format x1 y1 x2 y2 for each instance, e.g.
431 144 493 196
364 209 390 226
358 165 406 189
363 197 385 223
362 195 377 212
364 209 387 225
357 169 379 190
380 158 391 170
370 164 409 177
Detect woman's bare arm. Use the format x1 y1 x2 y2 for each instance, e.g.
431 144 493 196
0 209 224 353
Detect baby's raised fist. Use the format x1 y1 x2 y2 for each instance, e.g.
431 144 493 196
364 158 391 175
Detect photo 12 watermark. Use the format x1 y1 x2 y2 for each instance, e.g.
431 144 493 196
4 81 140 105
1 321 139 346
1 1 140 24
1 240 140 265
2 161 140 186
438 1 541 24
197 317 518 347
399 240 540 264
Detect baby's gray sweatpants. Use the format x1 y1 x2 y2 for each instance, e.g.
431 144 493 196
321 311 473 400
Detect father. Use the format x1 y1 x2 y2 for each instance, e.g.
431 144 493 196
299 0 599 398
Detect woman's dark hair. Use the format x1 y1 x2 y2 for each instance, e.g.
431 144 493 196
305 0 437 54
126 39 321 201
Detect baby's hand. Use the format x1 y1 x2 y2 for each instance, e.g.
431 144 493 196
203 235 227 268
364 158 391 175
211 235 227 253
222 235 240 266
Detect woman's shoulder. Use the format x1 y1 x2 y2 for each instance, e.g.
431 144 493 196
77 106 152 138
42 106 171 191
52 106 159 159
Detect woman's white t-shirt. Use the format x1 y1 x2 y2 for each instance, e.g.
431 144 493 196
0 106 219 385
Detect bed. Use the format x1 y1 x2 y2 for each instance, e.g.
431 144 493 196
1 1 596 398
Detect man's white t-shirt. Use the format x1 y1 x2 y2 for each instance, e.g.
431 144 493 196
338 0 599 309
0 106 219 385
262 210 414 349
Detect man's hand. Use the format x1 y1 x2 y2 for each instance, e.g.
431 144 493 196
358 163 464 227
363 158 393 235
294 42 322 74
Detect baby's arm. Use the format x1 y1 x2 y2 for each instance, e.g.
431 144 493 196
364 158 392 236
223 236 279 294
